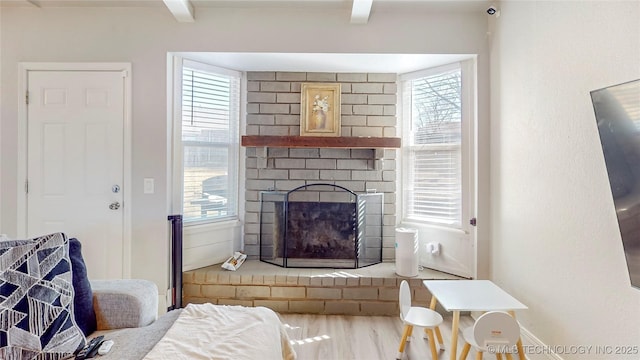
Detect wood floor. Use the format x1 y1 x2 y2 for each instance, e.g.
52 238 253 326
278 313 475 360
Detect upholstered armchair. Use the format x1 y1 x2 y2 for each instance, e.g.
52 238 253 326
91 279 158 331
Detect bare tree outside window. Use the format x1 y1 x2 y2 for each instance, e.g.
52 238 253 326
405 68 463 227
412 70 462 145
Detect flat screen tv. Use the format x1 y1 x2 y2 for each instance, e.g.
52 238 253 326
591 79 640 289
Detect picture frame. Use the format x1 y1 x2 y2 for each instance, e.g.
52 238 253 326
300 83 341 137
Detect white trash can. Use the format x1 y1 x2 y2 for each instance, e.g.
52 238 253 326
395 228 419 277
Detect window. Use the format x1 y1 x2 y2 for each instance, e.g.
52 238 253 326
180 60 240 224
402 64 463 228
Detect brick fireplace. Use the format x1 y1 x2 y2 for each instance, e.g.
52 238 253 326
242 71 399 262
259 183 383 268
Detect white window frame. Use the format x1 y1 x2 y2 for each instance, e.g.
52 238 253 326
169 56 241 226
399 61 475 230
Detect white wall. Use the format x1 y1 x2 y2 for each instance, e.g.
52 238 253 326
0 4 489 299
0 3 3 231
490 1 640 358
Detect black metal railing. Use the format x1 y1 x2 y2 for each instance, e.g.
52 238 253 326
167 214 183 310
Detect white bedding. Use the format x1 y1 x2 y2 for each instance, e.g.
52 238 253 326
143 303 296 360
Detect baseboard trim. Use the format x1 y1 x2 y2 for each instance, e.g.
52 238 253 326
520 326 564 360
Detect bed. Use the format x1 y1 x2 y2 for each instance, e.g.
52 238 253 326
142 303 296 360
95 303 296 360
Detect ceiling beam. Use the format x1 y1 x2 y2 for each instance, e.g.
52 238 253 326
350 0 373 24
163 0 195 23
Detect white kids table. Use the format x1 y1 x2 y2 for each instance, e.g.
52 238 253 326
422 280 528 360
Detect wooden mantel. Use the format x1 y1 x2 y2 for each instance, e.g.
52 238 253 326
241 135 400 169
241 135 401 149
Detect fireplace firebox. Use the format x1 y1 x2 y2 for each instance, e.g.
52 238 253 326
259 183 383 268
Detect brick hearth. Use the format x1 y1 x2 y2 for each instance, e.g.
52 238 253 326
183 261 462 316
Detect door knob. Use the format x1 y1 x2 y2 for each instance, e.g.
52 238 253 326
109 202 120 210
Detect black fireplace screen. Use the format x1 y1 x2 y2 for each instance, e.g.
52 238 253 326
259 183 382 268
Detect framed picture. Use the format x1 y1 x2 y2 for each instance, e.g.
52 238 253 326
300 83 341 137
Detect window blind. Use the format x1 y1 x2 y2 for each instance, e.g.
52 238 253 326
404 67 462 227
181 64 240 223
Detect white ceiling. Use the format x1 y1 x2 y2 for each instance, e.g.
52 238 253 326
2 0 487 11
2 0 485 73
178 52 475 74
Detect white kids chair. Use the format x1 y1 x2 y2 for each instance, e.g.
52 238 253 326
459 311 521 360
397 280 444 360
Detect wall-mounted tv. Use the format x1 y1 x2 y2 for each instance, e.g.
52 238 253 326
591 79 640 289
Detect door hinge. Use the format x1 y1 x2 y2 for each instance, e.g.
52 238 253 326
25 180 29 194
25 91 29 105
470 217 477 226
122 70 128 78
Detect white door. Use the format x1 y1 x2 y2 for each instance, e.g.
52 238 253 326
26 70 125 280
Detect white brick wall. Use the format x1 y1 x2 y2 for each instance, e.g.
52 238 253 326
244 71 398 261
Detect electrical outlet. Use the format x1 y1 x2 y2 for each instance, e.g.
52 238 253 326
426 242 441 255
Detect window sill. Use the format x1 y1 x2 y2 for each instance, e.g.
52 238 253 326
184 218 241 232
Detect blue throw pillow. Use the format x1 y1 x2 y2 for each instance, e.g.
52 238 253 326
0 232 86 359
69 238 97 337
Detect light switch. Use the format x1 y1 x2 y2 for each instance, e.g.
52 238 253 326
143 178 154 194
